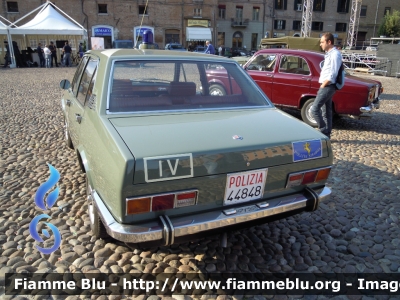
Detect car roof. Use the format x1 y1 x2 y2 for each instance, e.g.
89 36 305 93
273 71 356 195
87 49 232 60
257 48 324 59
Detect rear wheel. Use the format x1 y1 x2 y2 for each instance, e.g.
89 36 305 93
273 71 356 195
301 98 318 127
86 176 108 239
209 84 226 96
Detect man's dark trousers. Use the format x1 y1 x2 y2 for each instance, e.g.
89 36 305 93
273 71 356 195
311 85 336 139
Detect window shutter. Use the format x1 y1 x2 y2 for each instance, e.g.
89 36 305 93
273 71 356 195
274 20 277 29
284 0 287 10
283 20 286 29
294 0 297 10
346 0 350 13
321 0 325 12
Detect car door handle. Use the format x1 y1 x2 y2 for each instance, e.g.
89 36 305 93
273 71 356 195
75 113 82 124
302 77 312 81
265 74 273 77
66 99 71 106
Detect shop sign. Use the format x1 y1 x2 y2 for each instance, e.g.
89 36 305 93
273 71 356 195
188 19 209 27
94 27 112 36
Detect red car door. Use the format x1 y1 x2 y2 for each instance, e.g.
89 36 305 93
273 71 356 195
245 53 277 100
272 54 312 108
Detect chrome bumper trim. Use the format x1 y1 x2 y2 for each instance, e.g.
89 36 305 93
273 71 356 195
360 98 380 113
93 187 331 244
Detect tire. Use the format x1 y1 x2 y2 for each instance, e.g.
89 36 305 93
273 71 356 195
301 98 318 127
64 117 73 149
209 84 226 96
86 176 108 239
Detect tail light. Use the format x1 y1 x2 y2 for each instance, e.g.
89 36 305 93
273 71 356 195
126 190 198 215
286 167 331 188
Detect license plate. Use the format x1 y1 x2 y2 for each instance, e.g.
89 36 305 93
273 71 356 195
224 169 268 205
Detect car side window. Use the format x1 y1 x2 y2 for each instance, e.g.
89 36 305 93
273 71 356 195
247 54 276 72
77 59 98 106
71 56 88 96
84 65 98 108
279 55 310 75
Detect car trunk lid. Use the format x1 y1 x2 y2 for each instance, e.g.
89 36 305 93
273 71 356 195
109 108 330 184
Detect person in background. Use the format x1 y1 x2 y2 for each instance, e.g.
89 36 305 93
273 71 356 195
43 44 51 68
311 32 342 139
3 41 10 68
204 41 215 55
12 41 23 68
62 41 72 67
78 42 84 58
48 41 58 67
188 42 194 52
37 43 45 68
218 45 223 56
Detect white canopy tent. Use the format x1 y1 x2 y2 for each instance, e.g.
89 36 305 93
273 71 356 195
0 17 15 67
6 1 86 68
9 2 86 35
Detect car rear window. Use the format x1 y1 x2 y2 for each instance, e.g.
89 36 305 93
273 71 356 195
108 60 271 113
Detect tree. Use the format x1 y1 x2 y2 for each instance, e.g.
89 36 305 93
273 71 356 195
378 10 400 37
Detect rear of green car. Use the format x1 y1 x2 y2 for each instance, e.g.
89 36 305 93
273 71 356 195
69 50 332 245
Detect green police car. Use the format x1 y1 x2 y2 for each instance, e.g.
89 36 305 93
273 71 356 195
60 49 332 246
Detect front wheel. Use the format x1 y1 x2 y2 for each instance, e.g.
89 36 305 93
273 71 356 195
301 98 318 127
86 176 108 239
209 84 226 96
64 117 73 149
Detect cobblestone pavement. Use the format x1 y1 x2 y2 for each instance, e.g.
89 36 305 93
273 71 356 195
0 68 400 300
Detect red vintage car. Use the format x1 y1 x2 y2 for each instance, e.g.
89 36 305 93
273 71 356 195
236 49 383 126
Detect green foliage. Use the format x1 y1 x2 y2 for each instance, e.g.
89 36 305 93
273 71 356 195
378 10 400 37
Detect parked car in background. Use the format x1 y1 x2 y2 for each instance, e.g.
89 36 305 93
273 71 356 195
193 45 206 53
60 49 332 246
112 40 134 49
243 49 382 126
231 47 252 57
165 43 186 51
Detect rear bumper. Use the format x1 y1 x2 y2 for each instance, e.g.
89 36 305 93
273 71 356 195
360 97 380 113
93 186 331 245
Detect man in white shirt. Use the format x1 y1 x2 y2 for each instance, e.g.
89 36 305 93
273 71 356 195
311 32 342 139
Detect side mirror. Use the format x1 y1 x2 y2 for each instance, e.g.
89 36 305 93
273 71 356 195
60 79 71 90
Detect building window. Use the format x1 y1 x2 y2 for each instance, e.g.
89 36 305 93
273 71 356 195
313 0 325 12
275 0 287 10
194 8 202 17
293 20 301 30
337 0 349 13
253 7 260 21
251 33 258 50
335 23 347 32
274 20 286 30
98 4 107 14
311 21 323 31
6 2 19 13
294 0 302 11
30 39 37 48
218 32 225 48
139 5 148 15
384 7 391 16
360 5 367 17
218 5 226 19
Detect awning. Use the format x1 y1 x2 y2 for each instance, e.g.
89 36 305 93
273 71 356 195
186 27 211 41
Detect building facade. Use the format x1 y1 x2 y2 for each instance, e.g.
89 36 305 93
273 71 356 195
1 0 399 50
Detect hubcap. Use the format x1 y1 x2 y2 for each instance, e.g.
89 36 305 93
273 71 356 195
87 182 95 224
210 88 223 96
64 121 69 140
